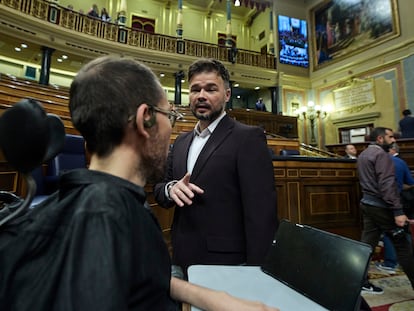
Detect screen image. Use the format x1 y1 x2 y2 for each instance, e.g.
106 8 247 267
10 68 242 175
278 15 309 68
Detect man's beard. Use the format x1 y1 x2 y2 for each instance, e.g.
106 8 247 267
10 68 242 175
141 152 167 184
191 103 223 122
380 143 392 153
141 133 169 184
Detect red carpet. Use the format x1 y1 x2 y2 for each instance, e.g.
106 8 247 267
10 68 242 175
362 263 414 311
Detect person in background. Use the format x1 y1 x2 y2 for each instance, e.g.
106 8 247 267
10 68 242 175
343 144 358 159
101 8 111 22
357 127 414 295
255 98 267 111
87 4 100 18
398 109 414 138
376 142 414 274
0 56 279 311
154 58 278 276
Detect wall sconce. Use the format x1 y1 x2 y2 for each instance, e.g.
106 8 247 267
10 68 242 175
297 101 329 146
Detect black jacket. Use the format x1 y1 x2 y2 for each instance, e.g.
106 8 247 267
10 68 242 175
0 169 176 311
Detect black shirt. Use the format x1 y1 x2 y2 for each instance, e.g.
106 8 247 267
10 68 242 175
0 169 176 310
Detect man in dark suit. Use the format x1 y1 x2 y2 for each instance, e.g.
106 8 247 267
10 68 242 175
398 109 414 138
255 98 266 111
154 58 278 274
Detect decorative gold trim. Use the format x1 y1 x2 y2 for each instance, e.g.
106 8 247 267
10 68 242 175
311 0 400 71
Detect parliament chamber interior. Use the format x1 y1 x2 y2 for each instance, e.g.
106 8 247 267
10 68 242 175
1 0 414 309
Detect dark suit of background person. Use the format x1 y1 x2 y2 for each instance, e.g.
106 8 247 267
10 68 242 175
255 98 266 111
154 59 278 273
398 109 414 138
377 143 414 273
357 127 414 294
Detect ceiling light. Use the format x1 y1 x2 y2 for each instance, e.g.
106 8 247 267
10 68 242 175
181 79 185 83
255 86 260 90
160 73 165 77
20 43 28 48
57 58 63 62
14 47 21 52
235 0 241 7
237 95 241 98
234 83 239 87
61 55 68 59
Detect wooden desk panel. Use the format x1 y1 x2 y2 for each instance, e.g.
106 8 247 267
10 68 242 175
143 158 362 252
273 158 361 240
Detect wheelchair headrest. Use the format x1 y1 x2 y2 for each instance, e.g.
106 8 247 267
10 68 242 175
0 98 65 173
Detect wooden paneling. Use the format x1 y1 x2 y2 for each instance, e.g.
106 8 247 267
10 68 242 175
0 150 23 195
228 109 298 138
273 158 361 240
327 139 414 172
143 157 362 251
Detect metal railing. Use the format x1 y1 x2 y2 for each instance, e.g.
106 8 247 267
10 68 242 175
1 0 276 69
300 143 342 158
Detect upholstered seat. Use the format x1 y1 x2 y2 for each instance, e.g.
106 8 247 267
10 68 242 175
48 134 86 175
30 166 50 207
30 134 86 207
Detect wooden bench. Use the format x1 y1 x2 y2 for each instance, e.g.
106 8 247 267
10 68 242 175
0 81 69 105
1 74 70 97
0 102 78 135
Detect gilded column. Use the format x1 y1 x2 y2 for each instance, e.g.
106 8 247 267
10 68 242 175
269 11 275 55
225 0 232 47
117 0 127 26
176 0 185 53
226 0 237 63
176 0 183 39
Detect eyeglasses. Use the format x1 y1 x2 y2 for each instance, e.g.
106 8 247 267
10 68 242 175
151 106 183 127
128 105 183 127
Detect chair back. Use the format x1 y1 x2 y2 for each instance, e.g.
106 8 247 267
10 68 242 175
48 134 86 175
30 166 50 207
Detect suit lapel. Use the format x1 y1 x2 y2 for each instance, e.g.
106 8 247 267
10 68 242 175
174 132 194 176
190 116 234 180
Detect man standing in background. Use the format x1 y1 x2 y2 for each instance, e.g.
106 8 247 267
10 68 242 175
398 109 414 138
255 98 267 111
357 127 414 294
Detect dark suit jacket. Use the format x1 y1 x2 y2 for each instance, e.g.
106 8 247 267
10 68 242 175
399 116 414 138
154 115 278 270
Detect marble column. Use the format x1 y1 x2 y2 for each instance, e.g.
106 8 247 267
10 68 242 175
174 71 185 106
117 0 127 26
225 0 232 48
39 46 55 85
269 86 278 114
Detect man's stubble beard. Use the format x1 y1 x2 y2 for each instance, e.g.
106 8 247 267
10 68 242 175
191 105 223 122
141 132 169 184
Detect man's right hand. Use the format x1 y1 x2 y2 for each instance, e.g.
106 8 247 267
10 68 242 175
169 173 204 207
395 214 409 227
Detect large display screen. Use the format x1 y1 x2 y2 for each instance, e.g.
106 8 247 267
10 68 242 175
278 15 309 68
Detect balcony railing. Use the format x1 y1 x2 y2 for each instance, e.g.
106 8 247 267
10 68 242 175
1 0 276 69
